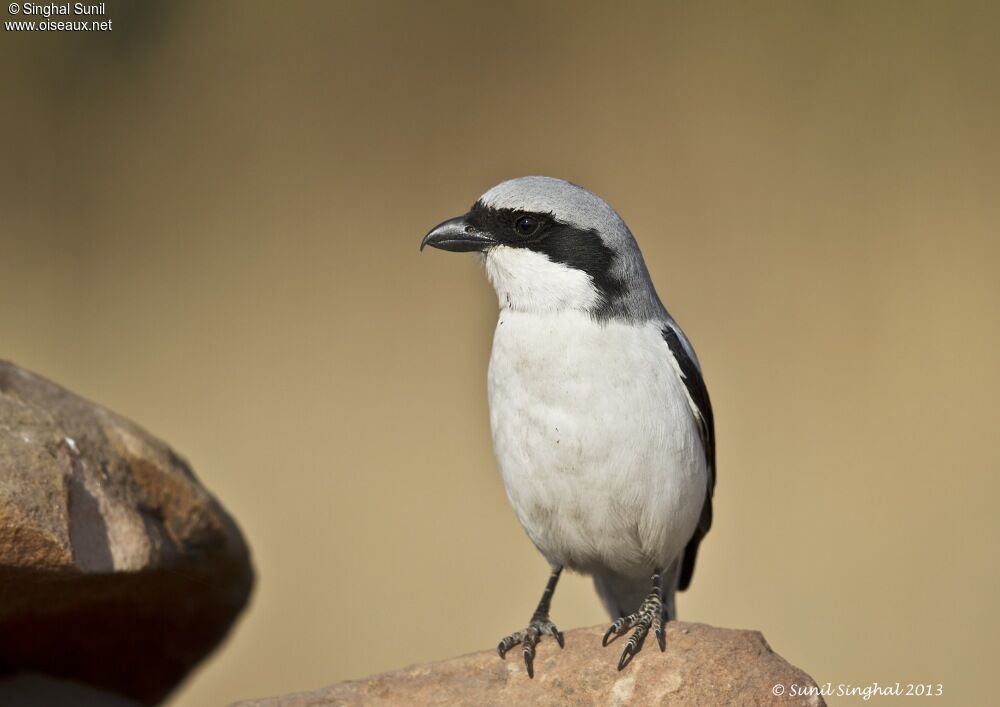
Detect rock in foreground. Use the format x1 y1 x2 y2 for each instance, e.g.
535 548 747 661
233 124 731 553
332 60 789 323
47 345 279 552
234 622 824 706
0 361 253 705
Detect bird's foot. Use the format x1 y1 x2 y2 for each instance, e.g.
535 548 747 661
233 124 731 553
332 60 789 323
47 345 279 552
601 589 665 670
497 615 565 678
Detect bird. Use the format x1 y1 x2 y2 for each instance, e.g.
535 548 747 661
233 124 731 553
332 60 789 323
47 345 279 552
420 176 715 677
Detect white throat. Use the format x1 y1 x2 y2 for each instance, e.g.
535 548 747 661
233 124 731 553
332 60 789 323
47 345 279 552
483 246 599 313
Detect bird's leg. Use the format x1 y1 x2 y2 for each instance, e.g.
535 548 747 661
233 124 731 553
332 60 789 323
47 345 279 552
497 567 565 678
601 568 665 670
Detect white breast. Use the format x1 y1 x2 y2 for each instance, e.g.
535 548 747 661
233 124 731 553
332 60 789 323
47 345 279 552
487 309 708 578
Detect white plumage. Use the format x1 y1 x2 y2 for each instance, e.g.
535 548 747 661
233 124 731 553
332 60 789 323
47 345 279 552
485 247 707 584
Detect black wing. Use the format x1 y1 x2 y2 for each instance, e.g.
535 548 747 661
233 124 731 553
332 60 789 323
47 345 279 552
662 326 715 591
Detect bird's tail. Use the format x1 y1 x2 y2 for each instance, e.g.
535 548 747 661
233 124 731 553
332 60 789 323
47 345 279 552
593 561 680 620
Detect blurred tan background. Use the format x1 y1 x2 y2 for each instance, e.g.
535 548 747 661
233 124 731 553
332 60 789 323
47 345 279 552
2 1 998 704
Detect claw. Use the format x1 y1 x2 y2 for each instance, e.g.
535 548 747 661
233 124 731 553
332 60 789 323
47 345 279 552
653 610 666 652
553 627 565 648
602 618 625 646
617 643 635 671
522 628 539 679
498 642 507 659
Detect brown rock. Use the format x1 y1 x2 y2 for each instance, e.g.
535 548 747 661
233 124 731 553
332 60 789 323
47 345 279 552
0 361 253 705
233 622 824 706
0 673 145 707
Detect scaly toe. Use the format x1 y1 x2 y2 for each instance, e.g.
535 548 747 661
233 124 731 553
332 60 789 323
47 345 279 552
605 587 663 670
497 630 525 659
618 621 650 670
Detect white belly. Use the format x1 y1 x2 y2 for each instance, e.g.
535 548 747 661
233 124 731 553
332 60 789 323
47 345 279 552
487 309 708 578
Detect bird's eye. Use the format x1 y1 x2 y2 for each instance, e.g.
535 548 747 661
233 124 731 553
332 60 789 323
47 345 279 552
514 215 540 237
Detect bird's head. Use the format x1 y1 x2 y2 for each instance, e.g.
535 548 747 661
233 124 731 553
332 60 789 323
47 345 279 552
421 176 661 320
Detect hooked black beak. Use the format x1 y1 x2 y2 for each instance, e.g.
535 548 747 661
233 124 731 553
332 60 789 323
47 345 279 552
420 216 495 253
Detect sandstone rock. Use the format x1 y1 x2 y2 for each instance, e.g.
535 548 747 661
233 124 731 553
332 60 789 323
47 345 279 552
234 622 824 706
0 361 253 705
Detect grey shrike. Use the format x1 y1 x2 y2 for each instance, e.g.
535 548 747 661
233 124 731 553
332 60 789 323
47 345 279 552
421 176 715 677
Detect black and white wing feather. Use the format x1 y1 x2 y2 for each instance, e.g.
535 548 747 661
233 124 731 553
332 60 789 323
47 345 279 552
661 323 715 591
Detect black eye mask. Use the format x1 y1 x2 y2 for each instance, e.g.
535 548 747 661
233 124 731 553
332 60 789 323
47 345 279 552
467 201 626 311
